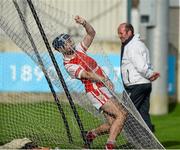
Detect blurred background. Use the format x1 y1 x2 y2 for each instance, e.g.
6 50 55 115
0 0 179 148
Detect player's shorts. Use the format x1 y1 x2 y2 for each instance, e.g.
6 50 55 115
86 86 113 110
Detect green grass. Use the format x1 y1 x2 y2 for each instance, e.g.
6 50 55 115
152 103 180 149
0 102 108 149
1 102 180 149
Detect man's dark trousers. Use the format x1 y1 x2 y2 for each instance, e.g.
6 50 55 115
125 83 153 131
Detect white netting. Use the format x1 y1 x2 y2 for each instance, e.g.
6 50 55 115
0 0 164 149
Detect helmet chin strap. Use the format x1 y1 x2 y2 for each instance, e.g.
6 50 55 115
64 50 75 55
63 46 76 55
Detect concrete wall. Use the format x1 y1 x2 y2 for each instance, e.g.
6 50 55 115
169 6 180 102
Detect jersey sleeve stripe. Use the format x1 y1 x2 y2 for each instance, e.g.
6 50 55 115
75 67 83 78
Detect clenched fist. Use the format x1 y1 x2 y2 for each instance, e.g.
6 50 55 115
74 15 86 26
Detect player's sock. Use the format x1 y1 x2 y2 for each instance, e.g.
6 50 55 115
105 140 116 150
83 130 97 148
86 130 97 143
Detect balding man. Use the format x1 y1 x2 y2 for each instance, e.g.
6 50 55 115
117 23 160 132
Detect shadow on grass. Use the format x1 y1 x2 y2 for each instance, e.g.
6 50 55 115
168 103 177 113
162 141 180 148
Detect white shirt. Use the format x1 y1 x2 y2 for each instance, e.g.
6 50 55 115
121 34 154 86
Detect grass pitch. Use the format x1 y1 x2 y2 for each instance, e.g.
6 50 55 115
0 101 180 149
152 103 180 149
0 101 110 149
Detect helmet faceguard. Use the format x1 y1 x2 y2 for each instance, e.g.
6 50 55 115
52 34 71 50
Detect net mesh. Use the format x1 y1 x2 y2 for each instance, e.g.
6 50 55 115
0 0 164 149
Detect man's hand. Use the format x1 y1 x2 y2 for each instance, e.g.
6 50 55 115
149 72 160 81
74 15 86 26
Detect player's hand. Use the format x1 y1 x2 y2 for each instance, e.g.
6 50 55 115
149 72 160 81
74 15 86 26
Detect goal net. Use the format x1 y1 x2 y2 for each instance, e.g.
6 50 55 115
0 0 164 149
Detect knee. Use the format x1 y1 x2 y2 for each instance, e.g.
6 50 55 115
116 110 127 122
107 118 114 126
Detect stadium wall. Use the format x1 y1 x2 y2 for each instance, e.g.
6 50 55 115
169 2 180 103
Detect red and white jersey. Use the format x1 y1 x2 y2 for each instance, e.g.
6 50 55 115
64 42 113 110
64 42 105 92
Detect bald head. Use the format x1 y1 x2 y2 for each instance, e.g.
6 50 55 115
117 23 134 43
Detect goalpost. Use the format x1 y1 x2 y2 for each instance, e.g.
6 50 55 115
0 0 164 149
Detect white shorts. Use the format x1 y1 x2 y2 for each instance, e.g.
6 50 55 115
86 86 113 110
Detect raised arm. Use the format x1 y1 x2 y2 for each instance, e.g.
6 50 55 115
74 15 96 49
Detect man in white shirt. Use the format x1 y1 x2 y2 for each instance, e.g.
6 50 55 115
117 23 160 132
